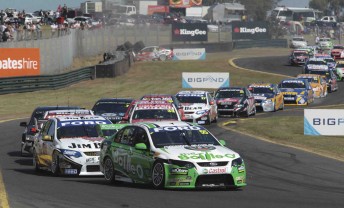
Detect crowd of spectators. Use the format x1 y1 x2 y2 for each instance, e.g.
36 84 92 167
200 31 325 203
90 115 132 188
0 4 103 42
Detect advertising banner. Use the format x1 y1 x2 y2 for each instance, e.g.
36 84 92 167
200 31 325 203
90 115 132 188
182 72 229 88
148 6 169 15
304 109 344 136
173 48 206 60
0 48 40 77
232 21 269 40
172 23 208 42
169 0 202 7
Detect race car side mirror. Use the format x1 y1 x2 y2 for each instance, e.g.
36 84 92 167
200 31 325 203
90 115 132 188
20 122 27 127
135 143 147 150
42 135 53 141
219 140 226 146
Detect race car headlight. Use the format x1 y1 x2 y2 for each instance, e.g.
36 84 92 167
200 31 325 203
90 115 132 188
235 104 244 108
263 99 273 104
231 158 243 167
196 110 208 115
60 149 82 158
299 91 305 95
313 87 320 92
168 159 195 169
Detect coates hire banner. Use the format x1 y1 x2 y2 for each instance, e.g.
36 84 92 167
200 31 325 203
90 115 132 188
304 109 344 136
232 21 269 40
172 23 208 42
182 72 229 89
0 48 40 78
173 48 206 60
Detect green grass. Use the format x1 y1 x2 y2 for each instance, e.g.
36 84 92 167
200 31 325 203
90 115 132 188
230 116 344 160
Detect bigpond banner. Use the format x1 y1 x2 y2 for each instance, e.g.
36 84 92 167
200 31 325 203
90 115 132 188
0 48 40 77
304 109 344 136
173 48 206 60
182 72 229 88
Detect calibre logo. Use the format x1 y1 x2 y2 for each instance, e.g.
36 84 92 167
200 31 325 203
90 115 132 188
313 118 344 125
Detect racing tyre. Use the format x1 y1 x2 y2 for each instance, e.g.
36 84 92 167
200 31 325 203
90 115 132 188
152 161 165 189
273 102 277 112
51 151 60 176
252 106 256 115
159 54 167 61
279 101 284 110
213 114 218 123
104 157 116 184
32 150 41 172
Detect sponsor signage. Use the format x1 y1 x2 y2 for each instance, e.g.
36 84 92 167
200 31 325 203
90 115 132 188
169 0 202 7
173 48 206 60
148 6 169 15
182 72 230 88
0 48 40 77
172 23 208 42
232 21 269 40
304 109 344 136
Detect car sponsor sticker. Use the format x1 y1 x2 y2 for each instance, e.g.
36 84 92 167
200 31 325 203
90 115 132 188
184 145 215 151
170 168 188 175
202 167 228 174
64 169 78 175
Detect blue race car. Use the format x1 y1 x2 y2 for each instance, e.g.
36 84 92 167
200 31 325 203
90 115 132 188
278 78 314 105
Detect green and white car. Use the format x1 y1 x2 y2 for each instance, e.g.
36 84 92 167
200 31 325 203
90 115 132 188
99 121 246 189
96 124 130 139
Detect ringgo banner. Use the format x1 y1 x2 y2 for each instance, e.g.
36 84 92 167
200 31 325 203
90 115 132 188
0 48 40 77
232 21 269 40
172 23 208 42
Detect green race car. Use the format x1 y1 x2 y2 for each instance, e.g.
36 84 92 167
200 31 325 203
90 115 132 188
96 124 130 139
99 121 246 189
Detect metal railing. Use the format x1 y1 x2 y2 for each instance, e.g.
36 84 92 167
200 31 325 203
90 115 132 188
0 67 93 95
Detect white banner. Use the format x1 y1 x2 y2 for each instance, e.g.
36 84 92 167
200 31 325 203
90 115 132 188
182 72 230 89
304 109 344 136
173 48 206 60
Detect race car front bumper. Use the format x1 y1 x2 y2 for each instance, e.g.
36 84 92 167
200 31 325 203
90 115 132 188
283 95 308 105
163 160 246 189
58 152 103 176
255 99 275 112
183 111 210 124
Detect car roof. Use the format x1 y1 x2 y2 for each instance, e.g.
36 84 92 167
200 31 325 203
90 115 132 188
95 98 134 103
133 121 200 129
34 106 81 111
248 83 274 87
217 87 244 90
177 90 209 94
55 115 107 122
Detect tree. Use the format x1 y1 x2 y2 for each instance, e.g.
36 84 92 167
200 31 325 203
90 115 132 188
309 0 344 16
239 0 281 21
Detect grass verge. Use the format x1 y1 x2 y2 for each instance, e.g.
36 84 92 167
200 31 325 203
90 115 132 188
227 116 344 161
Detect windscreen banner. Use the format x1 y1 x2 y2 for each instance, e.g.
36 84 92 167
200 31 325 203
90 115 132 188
304 109 344 136
232 21 269 40
172 23 208 42
182 72 229 88
173 48 206 60
0 48 40 77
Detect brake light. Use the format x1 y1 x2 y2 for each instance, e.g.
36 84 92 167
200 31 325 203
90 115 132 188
30 127 37 133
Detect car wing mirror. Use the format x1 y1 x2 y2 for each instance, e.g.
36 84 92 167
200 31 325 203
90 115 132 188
42 135 53 141
20 122 27 127
135 143 147 150
219 140 226 146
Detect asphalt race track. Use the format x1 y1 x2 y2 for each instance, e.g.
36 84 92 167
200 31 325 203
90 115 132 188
0 55 344 208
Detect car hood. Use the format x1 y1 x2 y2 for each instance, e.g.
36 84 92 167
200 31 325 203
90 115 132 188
306 64 328 70
292 41 307 45
155 145 240 162
131 118 179 123
98 113 124 121
59 137 104 151
253 93 274 100
181 103 208 111
216 98 242 104
331 49 343 53
280 88 306 94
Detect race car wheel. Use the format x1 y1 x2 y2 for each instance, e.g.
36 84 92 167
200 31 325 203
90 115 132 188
51 151 60 176
152 161 165 189
252 106 256 115
279 101 284 110
104 157 116 184
213 114 218 123
273 102 277 112
33 150 40 172
159 54 167 61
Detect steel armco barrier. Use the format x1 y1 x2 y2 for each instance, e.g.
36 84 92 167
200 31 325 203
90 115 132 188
0 67 93 95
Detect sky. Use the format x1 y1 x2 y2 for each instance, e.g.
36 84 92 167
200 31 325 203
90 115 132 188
0 0 311 12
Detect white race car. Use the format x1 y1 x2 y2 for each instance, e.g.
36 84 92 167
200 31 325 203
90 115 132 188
33 115 112 176
176 91 218 125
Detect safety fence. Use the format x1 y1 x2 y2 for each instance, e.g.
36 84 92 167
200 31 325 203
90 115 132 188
233 39 288 49
0 67 92 95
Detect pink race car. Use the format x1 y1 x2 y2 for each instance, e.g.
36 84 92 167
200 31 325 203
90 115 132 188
134 46 173 61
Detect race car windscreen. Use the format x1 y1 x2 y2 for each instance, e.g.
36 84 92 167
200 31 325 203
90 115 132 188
176 95 207 104
132 109 178 120
280 82 305 88
300 77 317 83
293 38 304 41
294 52 308 56
93 102 129 115
333 46 344 49
337 63 344 67
150 129 220 148
307 60 326 65
57 125 99 139
308 71 331 79
101 129 118 137
324 58 335 64
249 87 273 94
215 90 244 98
